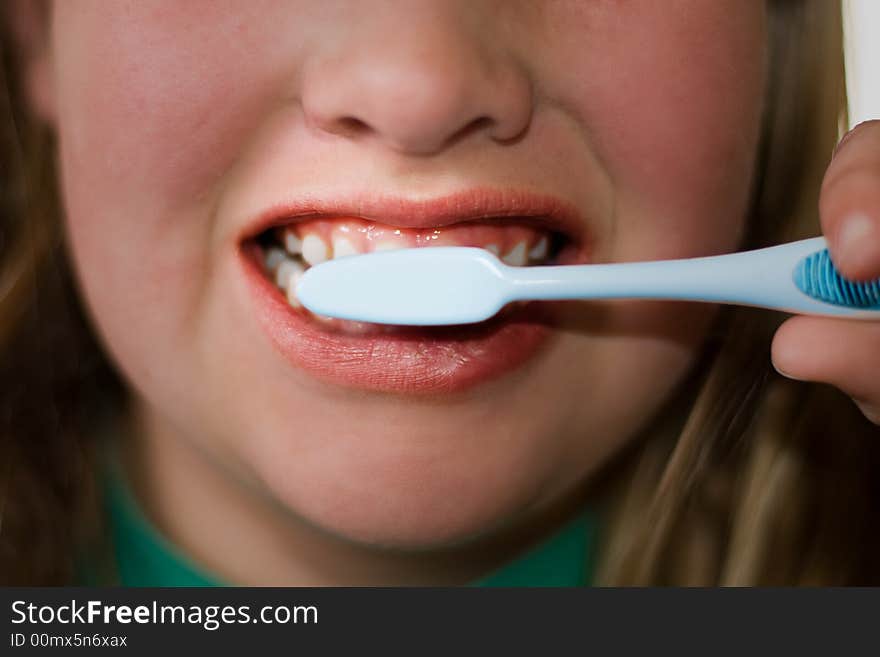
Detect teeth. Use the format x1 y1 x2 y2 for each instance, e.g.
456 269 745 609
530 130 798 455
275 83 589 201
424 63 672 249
301 234 329 266
263 226 549 334
502 241 528 266
275 258 301 290
372 240 404 252
264 246 286 273
267 225 557 322
287 265 305 307
529 236 549 261
275 258 302 290
332 236 358 258
284 230 303 255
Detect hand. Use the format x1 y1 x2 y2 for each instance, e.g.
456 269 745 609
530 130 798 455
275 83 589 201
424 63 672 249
771 119 880 425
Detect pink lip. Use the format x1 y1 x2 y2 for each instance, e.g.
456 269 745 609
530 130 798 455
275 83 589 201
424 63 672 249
237 188 591 395
238 187 591 252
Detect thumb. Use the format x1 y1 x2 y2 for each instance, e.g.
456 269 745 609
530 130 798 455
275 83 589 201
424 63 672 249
820 120 880 281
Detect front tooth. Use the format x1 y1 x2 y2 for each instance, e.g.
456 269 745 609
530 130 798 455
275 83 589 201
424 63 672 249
284 230 303 255
287 264 305 307
372 240 404 252
301 234 329 266
264 247 286 273
529 236 549 261
332 236 358 259
484 244 500 256
501 241 528 266
275 258 301 289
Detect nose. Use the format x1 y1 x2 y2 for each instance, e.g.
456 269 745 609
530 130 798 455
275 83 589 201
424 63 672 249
299 11 533 156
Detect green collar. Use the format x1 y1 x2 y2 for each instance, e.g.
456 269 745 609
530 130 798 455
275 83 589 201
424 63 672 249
102 458 595 587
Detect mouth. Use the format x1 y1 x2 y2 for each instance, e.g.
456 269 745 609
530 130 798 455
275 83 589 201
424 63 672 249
238 189 591 395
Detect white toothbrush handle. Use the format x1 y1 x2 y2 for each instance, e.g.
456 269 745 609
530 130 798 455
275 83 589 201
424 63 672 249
504 236 878 318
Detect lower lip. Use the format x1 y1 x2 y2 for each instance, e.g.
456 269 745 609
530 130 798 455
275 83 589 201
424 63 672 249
240 243 559 395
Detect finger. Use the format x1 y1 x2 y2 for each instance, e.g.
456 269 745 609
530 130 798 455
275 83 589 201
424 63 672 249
819 119 880 281
772 315 880 424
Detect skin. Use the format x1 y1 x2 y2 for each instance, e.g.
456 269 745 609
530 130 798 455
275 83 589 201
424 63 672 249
14 1 869 586
772 118 880 424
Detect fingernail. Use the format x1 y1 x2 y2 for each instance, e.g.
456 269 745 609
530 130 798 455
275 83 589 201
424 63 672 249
832 126 859 159
836 212 875 264
771 346 805 381
772 361 804 381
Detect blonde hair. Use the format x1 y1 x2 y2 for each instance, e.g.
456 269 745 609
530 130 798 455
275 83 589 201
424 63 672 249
1 0 877 585
0 7 125 583
596 0 880 585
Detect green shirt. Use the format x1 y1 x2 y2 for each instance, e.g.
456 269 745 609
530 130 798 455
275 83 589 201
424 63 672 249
98 457 596 587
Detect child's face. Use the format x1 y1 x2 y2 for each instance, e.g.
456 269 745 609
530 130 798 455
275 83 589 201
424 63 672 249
37 2 765 547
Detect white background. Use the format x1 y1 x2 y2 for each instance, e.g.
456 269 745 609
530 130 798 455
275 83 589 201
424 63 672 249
844 0 879 128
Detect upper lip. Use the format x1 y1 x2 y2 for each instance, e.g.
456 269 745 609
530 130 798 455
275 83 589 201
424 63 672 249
240 187 591 251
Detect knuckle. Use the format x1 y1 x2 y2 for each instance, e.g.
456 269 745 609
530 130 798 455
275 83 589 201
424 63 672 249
819 165 880 217
824 121 880 192
834 119 880 158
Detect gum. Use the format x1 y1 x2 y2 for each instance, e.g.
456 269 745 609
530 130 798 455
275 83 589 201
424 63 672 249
276 217 548 256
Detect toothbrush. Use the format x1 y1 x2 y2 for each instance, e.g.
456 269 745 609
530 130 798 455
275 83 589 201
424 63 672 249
293 236 880 326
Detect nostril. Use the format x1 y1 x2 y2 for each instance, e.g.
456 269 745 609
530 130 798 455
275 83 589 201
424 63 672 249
309 113 372 139
466 115 493 132
336 116 370 137
445 115 493 147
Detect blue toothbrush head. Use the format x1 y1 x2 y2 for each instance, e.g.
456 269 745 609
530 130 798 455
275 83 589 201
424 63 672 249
794 248 880 309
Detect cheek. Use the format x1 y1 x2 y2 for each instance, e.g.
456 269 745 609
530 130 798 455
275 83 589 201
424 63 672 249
550 299 716 479
51 2 293 214
57 202 205 393
50 2 294 377
543 2 766 259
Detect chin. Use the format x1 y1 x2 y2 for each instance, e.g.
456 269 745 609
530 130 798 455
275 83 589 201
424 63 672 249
255 440 551 551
